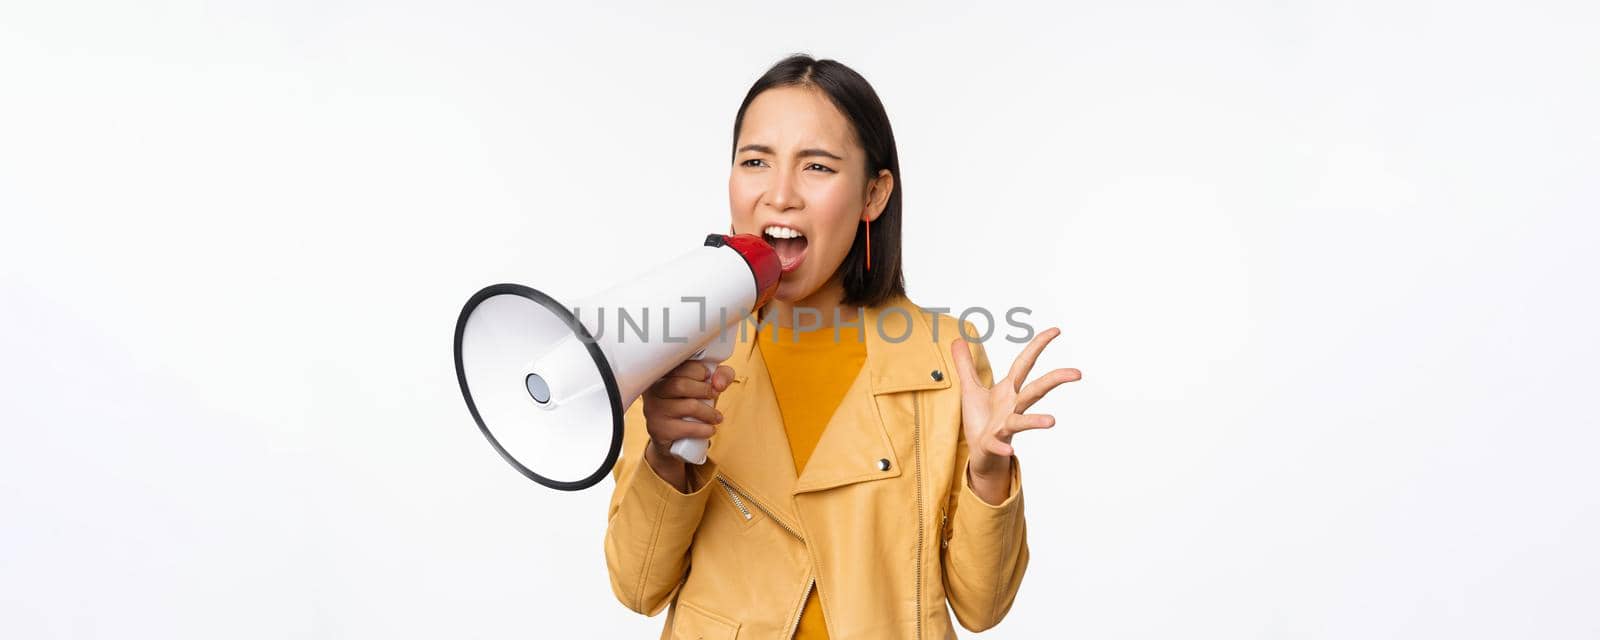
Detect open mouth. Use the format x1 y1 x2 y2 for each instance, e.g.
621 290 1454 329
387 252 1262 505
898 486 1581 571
762 225 808 274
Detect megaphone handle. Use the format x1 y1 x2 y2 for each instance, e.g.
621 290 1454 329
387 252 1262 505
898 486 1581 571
667 360 718 465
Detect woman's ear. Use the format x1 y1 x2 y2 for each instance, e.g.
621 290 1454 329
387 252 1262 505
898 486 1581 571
863 169 894 223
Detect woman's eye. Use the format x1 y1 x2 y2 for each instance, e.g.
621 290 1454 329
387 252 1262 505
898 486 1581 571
740 158 768 168
806 163 836 173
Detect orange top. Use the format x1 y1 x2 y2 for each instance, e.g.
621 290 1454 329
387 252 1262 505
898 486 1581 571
757 322 867 639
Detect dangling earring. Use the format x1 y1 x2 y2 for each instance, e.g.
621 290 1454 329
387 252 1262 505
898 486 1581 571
865 218 872 271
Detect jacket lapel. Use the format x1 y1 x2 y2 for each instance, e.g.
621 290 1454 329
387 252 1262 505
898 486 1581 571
794 296 952 493
710 295 955 527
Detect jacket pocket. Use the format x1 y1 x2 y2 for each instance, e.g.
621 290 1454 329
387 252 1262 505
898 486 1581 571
671 599 741 640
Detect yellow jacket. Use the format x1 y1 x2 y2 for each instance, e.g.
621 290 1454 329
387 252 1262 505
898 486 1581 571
604 294 1029 638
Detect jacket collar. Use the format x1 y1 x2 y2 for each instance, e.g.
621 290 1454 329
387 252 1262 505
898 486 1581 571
710 294 953 533
724 293 954 396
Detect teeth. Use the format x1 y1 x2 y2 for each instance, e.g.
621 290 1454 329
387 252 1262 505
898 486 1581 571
763 225 804 239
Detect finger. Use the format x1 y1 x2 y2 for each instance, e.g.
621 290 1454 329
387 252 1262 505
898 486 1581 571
984 437 1014 458
651 361 717 397
652 376 717 400
664 360 711 382
711 365 736 392
645 396 717 423
652 418 716 443
1006 326 1061 392
665 397 723 424
949 338 984 392
1015 368 1082 412
997 413 1055 439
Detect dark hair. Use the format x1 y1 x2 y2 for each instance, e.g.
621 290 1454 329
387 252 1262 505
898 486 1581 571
731 54 906 308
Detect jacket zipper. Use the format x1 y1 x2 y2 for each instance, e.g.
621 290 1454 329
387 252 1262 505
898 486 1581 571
785 577 815 639
716 475 815 638
912 391 924 640
715 475 803 539
716 477 753 521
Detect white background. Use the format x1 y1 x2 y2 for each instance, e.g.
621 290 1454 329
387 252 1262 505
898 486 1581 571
3 1 1597 638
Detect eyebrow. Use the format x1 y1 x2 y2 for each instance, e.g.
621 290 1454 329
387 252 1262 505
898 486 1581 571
736 144 843 161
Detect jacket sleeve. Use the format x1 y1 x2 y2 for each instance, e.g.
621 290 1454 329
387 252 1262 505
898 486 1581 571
940 331 1030 632
602 398 720 615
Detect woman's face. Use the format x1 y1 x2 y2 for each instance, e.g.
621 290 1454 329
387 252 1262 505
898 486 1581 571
729 86 890 304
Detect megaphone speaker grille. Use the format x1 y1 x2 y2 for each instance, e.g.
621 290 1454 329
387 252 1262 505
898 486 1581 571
454 283 623 491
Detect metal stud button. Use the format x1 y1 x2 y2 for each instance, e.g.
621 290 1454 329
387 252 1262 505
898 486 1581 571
878 458 891 471
931 369 944 381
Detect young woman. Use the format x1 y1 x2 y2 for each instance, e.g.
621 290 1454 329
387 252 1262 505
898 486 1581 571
603 54 1081 639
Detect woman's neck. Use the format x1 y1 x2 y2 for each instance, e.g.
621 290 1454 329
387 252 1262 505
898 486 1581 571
761 275 860 329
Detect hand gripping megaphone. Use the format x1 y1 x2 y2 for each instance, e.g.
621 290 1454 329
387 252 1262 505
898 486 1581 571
453 234 781 490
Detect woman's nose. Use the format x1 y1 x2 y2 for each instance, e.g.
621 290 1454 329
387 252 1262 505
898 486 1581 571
764 169 803 212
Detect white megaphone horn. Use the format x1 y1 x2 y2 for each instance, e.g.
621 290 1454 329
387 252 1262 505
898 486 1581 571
453 233 781 490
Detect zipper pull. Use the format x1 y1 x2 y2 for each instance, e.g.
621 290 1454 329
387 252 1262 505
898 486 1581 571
940 511 949 548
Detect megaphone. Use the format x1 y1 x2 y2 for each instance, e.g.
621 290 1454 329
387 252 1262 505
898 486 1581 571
453 233 781 491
